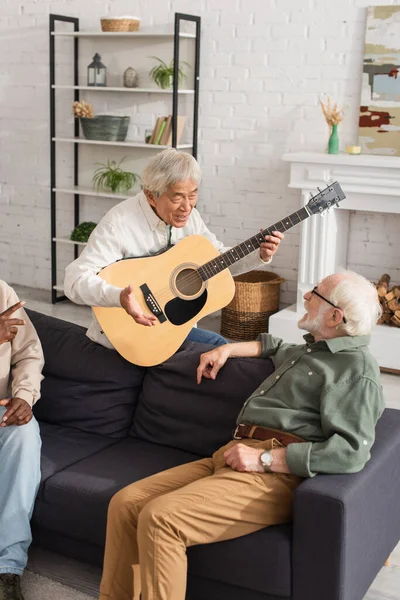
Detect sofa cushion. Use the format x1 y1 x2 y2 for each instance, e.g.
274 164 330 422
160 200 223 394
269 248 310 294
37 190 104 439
130 341 275 456
34 438 200 547
38 422 118 486
187 524 292 598
28 310 145 438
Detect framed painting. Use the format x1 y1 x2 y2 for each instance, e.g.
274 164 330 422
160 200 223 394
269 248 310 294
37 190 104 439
358 6 400 156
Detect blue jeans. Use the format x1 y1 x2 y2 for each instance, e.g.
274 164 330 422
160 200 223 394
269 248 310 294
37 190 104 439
185 327 227 347
0 407 41 575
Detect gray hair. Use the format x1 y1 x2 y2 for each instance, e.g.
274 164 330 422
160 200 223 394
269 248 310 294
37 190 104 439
326 270 382 336
142 148 202 196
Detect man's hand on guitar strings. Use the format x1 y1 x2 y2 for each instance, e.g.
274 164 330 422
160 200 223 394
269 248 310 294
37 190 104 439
259 230 284 263
120 285 158 327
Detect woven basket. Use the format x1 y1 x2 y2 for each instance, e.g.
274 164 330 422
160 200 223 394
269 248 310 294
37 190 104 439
221 271 285 341
100 17 140 32
80 116 130 142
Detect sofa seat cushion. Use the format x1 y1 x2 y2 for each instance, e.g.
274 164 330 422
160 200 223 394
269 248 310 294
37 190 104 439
33 439 200 548
38 422 118 486
28 310 145 438
187 524 292 598
131 341 275 456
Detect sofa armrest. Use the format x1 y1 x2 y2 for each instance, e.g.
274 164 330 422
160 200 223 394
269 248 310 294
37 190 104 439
292 408 400 600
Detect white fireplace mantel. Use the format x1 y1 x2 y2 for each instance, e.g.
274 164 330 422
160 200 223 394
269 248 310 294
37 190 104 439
268 152 400 371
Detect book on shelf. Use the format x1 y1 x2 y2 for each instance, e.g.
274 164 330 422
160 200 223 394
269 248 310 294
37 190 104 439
148 116 165 145
165 115 186 146
154 118 167 145
159 115 172 145
149 115 187 146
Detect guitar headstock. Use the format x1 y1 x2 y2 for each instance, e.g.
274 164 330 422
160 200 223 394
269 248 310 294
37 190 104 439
306 182 346 215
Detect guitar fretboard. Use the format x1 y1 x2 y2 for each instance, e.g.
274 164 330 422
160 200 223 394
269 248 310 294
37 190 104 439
198 206 310 281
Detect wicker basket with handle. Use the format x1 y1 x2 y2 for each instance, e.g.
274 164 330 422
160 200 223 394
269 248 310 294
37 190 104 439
221 271 285 341
100 17 141 32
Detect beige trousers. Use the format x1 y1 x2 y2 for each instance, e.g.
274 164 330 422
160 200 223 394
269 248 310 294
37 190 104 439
99 438 302 600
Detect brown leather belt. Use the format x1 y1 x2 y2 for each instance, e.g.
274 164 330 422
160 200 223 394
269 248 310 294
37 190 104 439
233 424 305 446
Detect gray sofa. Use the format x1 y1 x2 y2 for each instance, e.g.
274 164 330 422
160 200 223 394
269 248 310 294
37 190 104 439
28 310 400 600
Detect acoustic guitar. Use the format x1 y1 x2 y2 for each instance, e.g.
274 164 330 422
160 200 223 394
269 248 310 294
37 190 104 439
93 182 345 366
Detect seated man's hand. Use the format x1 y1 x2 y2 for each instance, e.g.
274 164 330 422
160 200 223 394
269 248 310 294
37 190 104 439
197 345 231 384
0 397 32 427
224 443 291 474
0 301 25 344
224 443 265 473
260 230 284 262
120 285 158 327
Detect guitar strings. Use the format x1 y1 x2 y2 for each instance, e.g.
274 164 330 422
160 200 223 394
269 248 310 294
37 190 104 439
151 233 273 299
134 188 339 304
138 229 287 303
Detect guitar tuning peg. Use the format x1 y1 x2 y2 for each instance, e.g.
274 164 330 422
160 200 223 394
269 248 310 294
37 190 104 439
309 192 314 199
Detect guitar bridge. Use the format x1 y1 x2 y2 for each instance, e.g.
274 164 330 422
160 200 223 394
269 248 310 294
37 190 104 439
139 284 167 323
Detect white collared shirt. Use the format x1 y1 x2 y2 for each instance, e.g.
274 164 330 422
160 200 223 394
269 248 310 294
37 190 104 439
64 192 270 348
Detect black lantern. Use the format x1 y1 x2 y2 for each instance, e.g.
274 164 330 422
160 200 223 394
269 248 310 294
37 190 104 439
87 53 107 87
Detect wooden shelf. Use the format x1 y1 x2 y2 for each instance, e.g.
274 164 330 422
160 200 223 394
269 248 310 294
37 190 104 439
53 186 138 200
53 137 193 149
52 31 195 39
52 85 195 94
53 237 87 247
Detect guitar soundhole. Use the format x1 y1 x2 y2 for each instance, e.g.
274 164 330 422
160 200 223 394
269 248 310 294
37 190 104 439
175 268 203 299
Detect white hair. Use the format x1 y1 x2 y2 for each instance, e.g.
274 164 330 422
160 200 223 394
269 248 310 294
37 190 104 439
142 148 202 196
326 270 382 336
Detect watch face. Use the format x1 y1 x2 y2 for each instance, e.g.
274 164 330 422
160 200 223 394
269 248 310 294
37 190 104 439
261 451 273 467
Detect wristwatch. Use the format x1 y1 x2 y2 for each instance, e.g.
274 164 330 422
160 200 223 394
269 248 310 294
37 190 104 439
260 450 274 473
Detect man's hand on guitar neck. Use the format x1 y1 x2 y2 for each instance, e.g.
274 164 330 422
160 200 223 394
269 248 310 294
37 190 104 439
120 285 158 327
260 230 284 262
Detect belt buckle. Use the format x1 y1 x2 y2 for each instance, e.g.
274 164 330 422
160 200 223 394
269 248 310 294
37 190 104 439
233 425 242 440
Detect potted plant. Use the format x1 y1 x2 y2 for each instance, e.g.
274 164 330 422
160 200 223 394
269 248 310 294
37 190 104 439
149 57 189 89
70 221 97 243
92 158 141 193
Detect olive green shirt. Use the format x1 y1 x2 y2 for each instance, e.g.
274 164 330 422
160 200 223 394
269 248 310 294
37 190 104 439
236 333 385 478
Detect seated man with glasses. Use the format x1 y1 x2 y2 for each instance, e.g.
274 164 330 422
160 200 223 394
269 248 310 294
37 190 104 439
99 270 385 600
64 148 283 352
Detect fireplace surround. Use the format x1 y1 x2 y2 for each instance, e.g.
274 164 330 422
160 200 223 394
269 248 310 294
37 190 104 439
269 152 400 372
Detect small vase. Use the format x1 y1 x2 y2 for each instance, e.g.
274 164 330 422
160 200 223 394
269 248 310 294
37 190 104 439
328 124 339 155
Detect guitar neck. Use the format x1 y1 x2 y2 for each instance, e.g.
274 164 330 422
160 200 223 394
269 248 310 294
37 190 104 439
198 205 311 281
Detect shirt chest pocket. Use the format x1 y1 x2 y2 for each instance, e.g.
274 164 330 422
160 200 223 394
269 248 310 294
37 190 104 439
281 362 325 409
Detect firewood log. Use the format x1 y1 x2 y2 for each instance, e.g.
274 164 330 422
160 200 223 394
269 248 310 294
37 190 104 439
381 313 392 324
385 287 400 312
377 274 391 297
390 310 400 327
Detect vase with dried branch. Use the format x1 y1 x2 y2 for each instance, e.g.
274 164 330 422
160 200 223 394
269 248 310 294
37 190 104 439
319 97 344 155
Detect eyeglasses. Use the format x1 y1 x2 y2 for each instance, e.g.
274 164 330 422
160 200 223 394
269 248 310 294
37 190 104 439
311 287 347 324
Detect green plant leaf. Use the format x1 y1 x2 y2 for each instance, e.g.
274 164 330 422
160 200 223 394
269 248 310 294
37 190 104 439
70 221 97 243
149 56 188 88
92 157 141 193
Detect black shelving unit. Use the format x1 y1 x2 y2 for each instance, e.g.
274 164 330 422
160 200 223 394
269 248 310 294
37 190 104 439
49 12 201 303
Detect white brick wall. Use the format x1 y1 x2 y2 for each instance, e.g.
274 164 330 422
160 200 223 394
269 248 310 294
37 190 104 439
1 0 400 304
